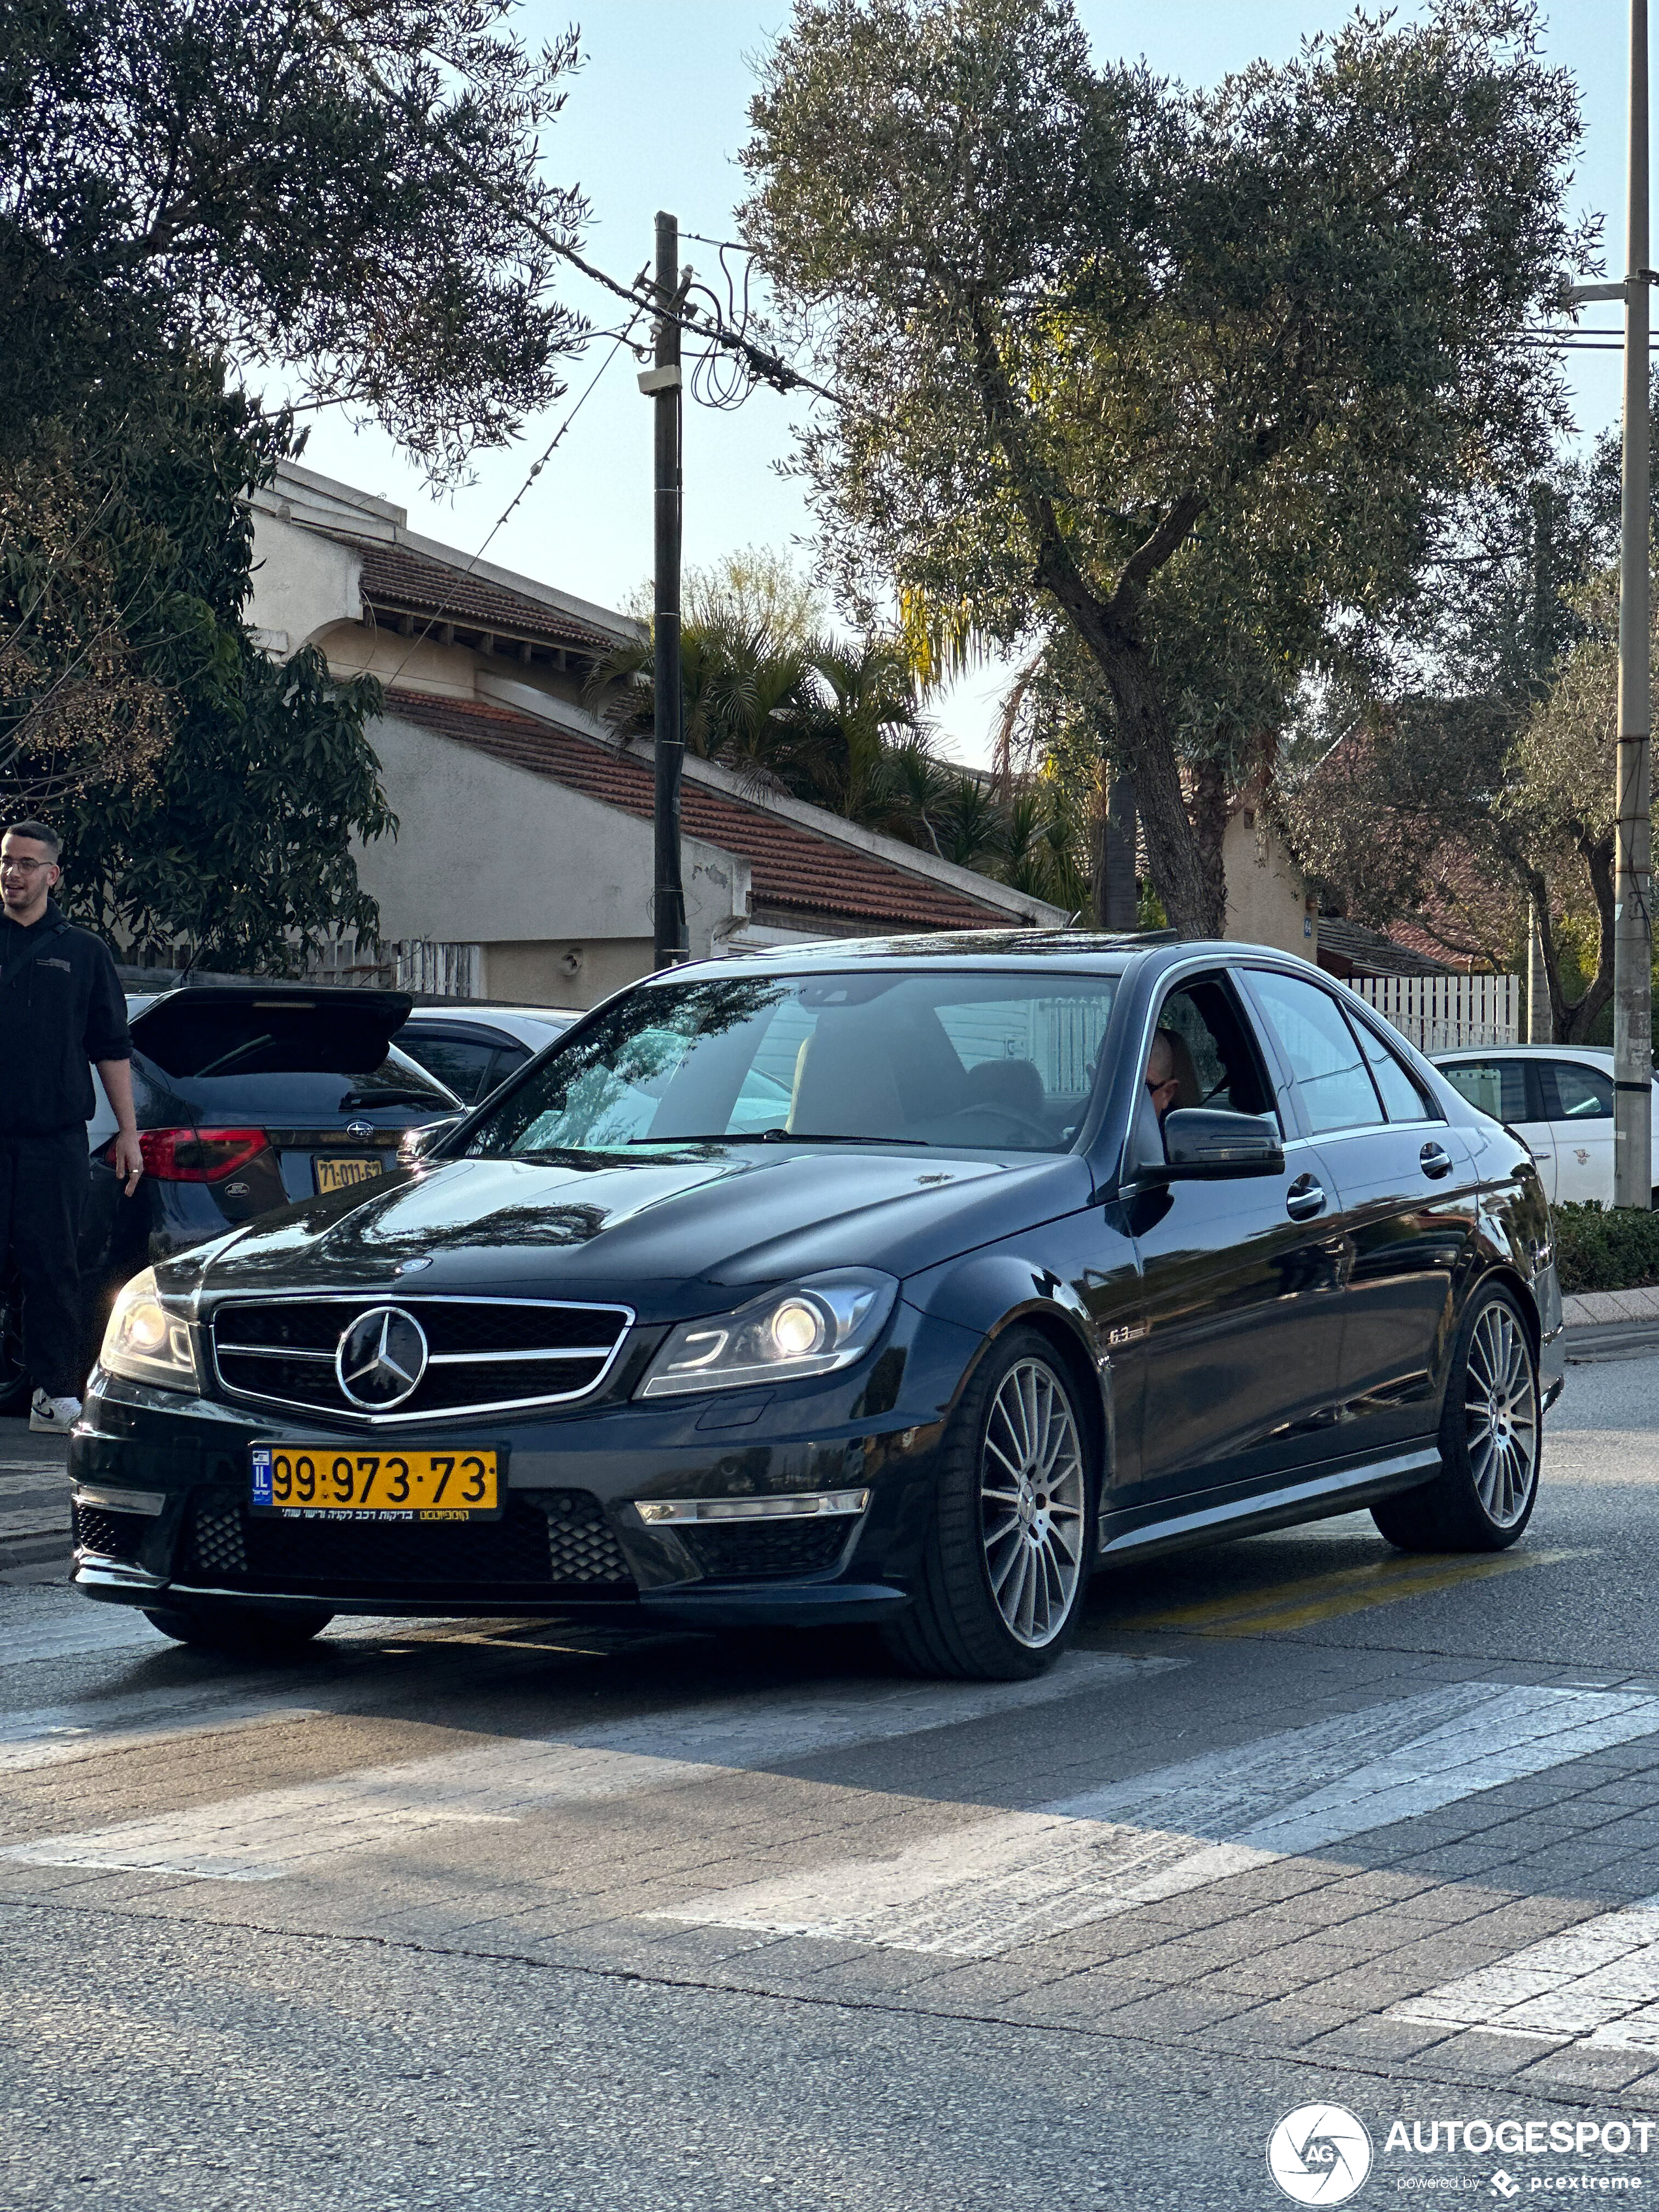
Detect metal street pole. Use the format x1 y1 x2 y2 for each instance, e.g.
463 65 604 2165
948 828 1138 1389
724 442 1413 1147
1615 0 1654 1208
644 210 687 971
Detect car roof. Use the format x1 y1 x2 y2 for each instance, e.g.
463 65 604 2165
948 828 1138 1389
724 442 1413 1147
636 929 1329 982
1432 1044 1617 1065
402 1005 577 1042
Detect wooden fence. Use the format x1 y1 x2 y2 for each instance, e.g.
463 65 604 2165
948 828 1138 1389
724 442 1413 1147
1342 973 1521 1053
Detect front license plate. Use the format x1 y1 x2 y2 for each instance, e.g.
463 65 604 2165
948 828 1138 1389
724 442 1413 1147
314 1155 383 1194
250 1444 501 1520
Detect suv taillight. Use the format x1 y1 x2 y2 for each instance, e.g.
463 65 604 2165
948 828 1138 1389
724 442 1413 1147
111 1128 270 1183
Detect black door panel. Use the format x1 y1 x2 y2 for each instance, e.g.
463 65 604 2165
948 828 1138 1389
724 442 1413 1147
1317 1125 1479 1451
1126 1154 1349 1510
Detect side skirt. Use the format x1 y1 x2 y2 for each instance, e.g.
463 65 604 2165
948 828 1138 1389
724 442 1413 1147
1096 1447 1442 1565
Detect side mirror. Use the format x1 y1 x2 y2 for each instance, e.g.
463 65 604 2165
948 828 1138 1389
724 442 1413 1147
1158 1108 1284 1179
398 1114 462 1167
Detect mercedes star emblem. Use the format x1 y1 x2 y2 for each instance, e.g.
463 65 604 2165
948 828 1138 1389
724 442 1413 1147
336 1305 428 1411
345 1120 374 1142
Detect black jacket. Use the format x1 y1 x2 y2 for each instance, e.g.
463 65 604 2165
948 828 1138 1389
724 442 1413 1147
0 899 130 1136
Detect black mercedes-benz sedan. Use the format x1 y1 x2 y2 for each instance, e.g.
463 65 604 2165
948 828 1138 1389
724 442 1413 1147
67 934 1562 1681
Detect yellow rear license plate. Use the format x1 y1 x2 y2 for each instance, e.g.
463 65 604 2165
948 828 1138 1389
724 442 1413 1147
315 1155 383 1193
250 1445 500 1520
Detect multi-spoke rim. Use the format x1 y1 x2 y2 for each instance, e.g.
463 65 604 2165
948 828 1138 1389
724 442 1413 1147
1464 1300 1538 1529
980 1358 1087 1648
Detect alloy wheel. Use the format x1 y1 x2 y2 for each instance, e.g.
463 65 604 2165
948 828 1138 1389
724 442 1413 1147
979 1357 1087 1648
1464 1300 1538 1529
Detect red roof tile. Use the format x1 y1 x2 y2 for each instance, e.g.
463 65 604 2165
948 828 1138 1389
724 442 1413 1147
383 690 1019 933
327 536 624 656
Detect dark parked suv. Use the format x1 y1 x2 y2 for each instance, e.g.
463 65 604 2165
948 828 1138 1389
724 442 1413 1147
67 936 1562 1679
0 986 460 1411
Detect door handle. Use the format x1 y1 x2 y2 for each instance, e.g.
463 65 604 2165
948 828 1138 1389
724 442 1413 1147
1285 1174 1326 1221
1419 1141 1454 1180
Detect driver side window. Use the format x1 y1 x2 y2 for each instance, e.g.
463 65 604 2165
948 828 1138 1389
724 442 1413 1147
1153 976 1278 1124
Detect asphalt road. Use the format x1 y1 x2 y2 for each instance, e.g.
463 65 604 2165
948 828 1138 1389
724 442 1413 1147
4 1354 1659 2211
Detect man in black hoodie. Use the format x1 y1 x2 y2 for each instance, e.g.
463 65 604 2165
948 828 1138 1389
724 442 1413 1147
0 822 142 1434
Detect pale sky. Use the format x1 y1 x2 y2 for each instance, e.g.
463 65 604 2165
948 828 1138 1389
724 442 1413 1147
291 0 1634 765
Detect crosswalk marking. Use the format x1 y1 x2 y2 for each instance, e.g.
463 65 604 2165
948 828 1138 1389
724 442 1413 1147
654 1682 1659 1959
0 1651 1178 1882
1394 1900 1659 2051
1119 1549 1577 1639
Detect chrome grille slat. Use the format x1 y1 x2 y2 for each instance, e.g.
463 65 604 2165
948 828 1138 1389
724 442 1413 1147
427 1347 618 1365
209 1294 634 1424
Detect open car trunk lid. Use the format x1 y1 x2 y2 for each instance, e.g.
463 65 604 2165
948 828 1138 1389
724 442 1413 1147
127 986 457 1202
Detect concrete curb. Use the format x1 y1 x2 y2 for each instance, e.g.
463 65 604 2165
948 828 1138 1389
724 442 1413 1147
1562 1285 1659 1328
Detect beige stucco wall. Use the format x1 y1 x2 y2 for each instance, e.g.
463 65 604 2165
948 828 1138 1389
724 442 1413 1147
1223 809 1315 957
246 511 361 657
485 938 656 1010
355 709 748 966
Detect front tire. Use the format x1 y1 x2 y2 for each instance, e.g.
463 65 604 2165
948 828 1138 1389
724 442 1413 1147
142 1601 334 1654
1371 1281 1540 1552
882 1328 1095 1680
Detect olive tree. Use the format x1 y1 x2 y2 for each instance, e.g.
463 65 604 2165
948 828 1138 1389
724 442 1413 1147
742 0 1587 935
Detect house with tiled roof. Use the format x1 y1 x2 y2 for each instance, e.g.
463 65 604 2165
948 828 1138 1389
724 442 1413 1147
248 461 1065 1004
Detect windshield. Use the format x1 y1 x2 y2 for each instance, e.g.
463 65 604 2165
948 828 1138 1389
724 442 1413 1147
461 970 1119 1157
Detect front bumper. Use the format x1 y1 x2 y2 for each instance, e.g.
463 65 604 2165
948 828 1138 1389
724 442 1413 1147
67 1309 976 1629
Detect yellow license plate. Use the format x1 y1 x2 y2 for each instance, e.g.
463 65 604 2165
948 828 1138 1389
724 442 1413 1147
251 1445 500 1519
315 1155 383 1193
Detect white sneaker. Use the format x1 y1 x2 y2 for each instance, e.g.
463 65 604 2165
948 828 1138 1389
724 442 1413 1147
29 1390 82 1435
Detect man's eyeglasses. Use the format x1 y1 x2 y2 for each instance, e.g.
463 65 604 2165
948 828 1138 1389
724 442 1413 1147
0 856 52 876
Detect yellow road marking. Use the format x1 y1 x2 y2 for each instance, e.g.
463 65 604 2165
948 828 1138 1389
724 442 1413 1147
1116 1548 1581 1637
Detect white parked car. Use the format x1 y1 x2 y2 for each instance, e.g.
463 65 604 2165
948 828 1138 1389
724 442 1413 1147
396 1004 579 1106
1432 1045 1659 1206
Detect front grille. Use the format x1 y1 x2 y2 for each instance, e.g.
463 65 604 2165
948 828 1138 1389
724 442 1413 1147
210 1296 632 1422
679 1517 856 1582
183 1490 633 1595
72 1505 150 1563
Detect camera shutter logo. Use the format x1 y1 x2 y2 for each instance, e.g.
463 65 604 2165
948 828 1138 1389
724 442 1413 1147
336 1306 428 1411
1267 2104 1374 2205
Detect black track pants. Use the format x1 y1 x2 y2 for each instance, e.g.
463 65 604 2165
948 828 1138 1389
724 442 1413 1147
0 1130 88 1399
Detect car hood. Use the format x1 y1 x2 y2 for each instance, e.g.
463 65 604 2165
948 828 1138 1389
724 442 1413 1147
167 1145 1094 1322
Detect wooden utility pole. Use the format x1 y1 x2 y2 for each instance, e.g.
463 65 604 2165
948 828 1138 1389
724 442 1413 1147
643 210 688 971
1615 0 1654 1206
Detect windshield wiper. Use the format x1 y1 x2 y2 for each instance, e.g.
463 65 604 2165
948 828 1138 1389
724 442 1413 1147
625 1129 928 1147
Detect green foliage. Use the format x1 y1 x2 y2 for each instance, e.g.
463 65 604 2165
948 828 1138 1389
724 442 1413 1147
1553 1202 1659 1296
0 360 395 970
0 0 588 477
0 0 586 959
590 609 1087 910
742 0 1587 935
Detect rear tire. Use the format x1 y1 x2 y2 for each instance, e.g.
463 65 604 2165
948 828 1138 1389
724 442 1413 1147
881 1328 1095 1681
1371 1281 1540 1552
142 1601 334 1654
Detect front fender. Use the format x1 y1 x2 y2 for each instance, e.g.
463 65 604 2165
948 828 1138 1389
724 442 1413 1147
903 1217 1141 1471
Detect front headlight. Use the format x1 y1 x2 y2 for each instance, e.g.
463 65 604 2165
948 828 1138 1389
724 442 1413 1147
99 1268 199 1391
638 1269 898 1398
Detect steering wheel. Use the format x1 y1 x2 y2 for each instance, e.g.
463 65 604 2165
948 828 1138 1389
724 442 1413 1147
931 1102 1055 1146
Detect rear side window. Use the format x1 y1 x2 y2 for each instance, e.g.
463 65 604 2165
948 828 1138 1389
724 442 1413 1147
1246 971 1382 1134
1440 1059 1529 1124
1349 1016 1435 1123
1543 1061 1614 1121
402 1032 500 1104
